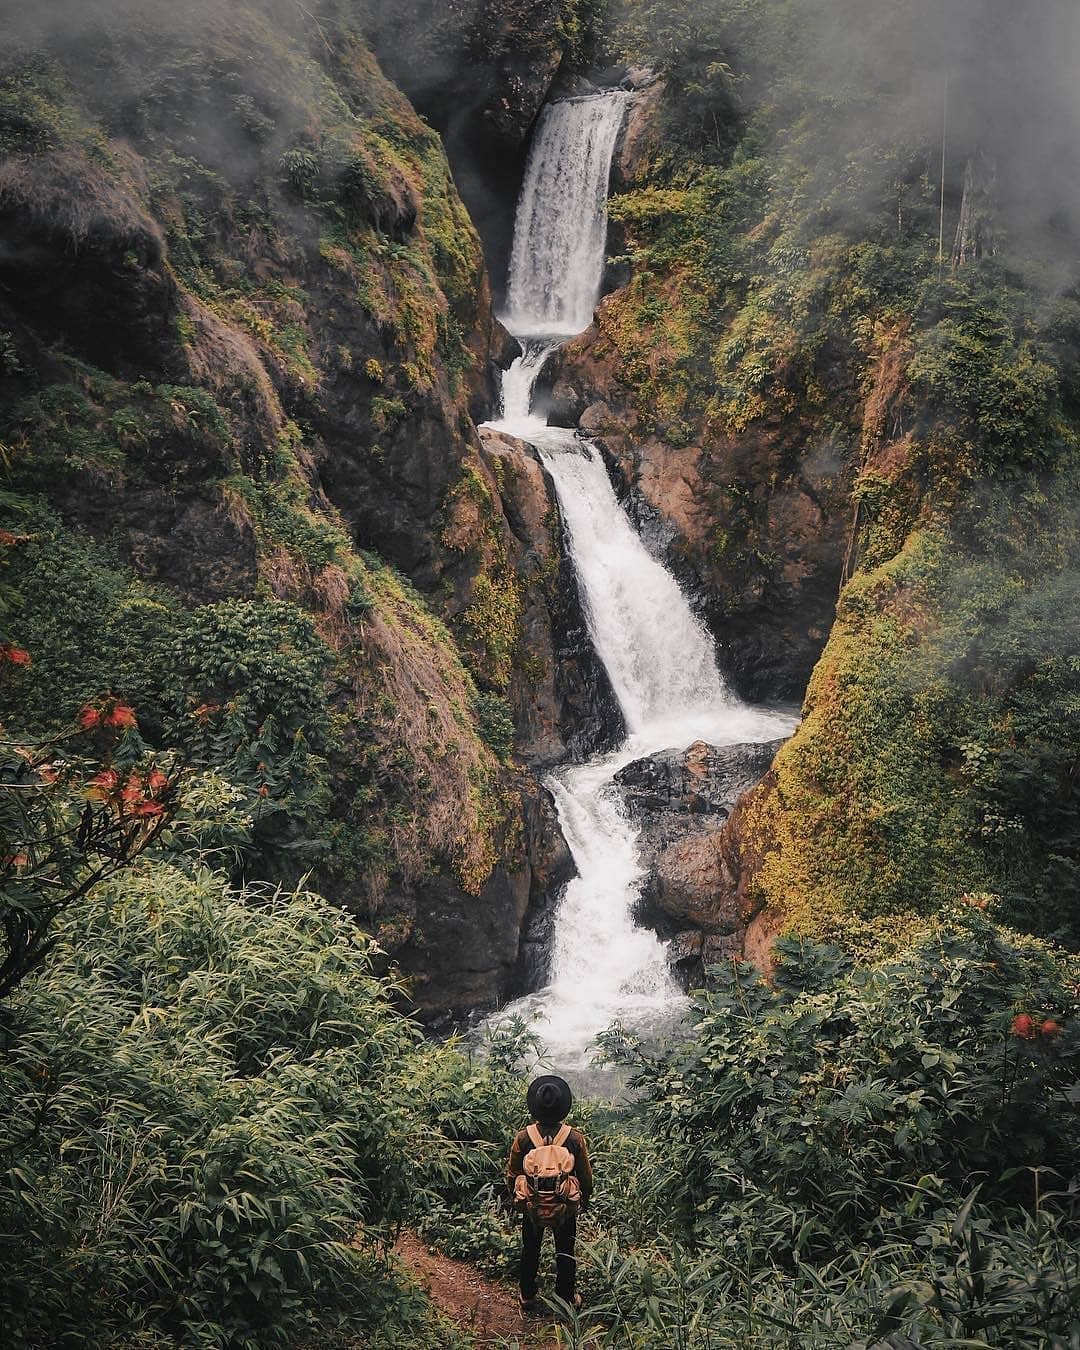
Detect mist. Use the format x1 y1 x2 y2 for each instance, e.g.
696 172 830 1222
616 0 1080 274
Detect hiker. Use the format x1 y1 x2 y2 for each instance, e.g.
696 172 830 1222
505 1074 593 1313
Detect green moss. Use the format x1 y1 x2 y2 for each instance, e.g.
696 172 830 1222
460 568 524 692
751 485 1080 949
2 369 231 492
226 474 351 570
0 53 105 158
334 552 513 898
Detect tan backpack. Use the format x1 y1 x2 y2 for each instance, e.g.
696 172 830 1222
513 1123 582 1227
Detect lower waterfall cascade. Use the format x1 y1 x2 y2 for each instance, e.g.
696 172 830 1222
484 91 796 1071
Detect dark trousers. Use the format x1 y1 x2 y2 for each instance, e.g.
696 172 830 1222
519 1213 577 1301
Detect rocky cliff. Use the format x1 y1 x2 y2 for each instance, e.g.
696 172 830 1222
591 0 1080 960
0 0 606 1018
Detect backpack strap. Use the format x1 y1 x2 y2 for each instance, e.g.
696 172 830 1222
526 1122 572 1148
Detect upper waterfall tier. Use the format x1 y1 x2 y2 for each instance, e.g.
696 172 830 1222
501 92 630 338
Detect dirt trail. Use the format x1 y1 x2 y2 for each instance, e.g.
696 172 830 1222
395 1230 563 1348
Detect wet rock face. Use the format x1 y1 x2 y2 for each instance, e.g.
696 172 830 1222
395 779 575 1024
514 782 576 995
364 0 572 303
551 547 626 762
394 862 532 1025
369 0 568 151
479 427 625 767
614 740 785 985
123 490 258 601
0 21 583 1023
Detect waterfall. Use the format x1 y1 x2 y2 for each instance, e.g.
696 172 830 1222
502 92 630 337
534 438 733 742
484 95 795 1072
499 338 558 430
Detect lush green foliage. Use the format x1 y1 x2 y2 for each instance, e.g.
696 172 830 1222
589 931 1079 1346
417 932 1079 1348
0 868 465 1349
0 497 337 877
0 482 512 904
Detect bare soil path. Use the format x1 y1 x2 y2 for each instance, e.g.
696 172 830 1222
395 1230 563 1348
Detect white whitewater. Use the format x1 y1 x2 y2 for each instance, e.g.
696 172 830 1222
499 339 555 430
485 94 794 1071
502 92 630 337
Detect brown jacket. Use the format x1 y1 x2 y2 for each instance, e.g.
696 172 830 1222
505 1122 594 1206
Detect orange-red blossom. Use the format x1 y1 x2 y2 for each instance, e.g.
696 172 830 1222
77 698 138 731
88 765 171 819
1012 1013 1066 1041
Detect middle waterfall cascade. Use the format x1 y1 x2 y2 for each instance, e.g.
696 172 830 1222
499 339 557 431
485 92 796 1068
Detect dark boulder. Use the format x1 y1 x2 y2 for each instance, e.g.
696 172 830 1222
616 737 784 861
394 777 574 1023
613 740 787 986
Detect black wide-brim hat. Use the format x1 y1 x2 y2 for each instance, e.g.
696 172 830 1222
527 1074 572 1123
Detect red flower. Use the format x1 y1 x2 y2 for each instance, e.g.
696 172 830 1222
3 853 29 867
1011 1014 1037 1039
192 702 220 722
133 800 165 819
0 531 16 547
146 769 169 796
104 703 138 730
258 785 270 798
78 705 102 730
90 769 120 791
5 646 30 666
1040 1019 1063 1039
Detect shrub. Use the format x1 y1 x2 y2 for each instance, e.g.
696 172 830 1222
579 924 1080 1346
0 867 439 1347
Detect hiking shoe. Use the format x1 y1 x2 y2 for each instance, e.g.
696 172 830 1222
518 1294 539 1315
554 1293 583 1318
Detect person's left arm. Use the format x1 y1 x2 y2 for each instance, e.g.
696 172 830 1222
572 1131 594 1206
